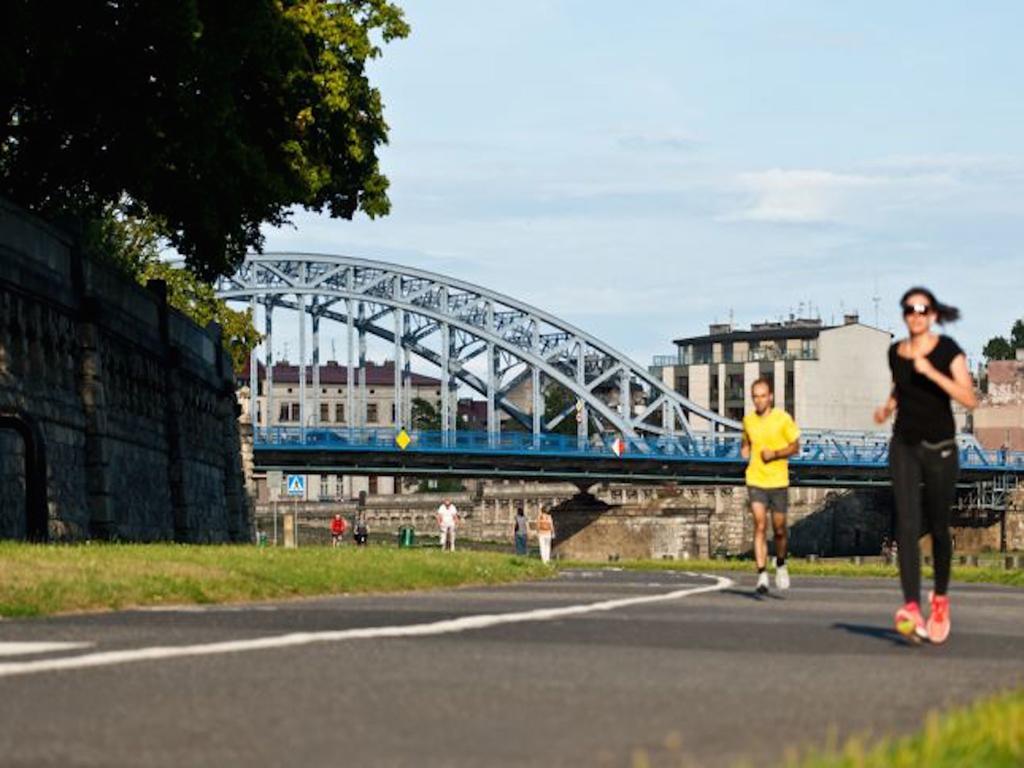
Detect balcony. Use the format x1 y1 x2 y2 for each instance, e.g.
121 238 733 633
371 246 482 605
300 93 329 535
650 355 679 367
669 348 818 366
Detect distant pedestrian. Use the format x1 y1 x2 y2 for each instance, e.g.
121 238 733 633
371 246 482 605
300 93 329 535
511 506 529 556
436 497 460 551
741 377 800 595
874 287 976 644
330 514 347 547
353 515 369 546
535 507 555 564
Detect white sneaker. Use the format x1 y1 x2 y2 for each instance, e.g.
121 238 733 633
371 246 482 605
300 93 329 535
755 571 770 595
775 564 790 590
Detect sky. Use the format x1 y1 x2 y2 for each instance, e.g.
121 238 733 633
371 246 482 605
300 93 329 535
262 0 1024 367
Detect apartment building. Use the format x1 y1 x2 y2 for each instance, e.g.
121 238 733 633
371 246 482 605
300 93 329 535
650 314 892 430
974 349 1024 450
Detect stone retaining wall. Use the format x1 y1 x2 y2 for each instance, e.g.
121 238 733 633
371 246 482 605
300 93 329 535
0 198 250 541
253 481 894 558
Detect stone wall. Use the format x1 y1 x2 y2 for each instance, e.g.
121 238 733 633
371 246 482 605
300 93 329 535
0 198 250 541
253 480 894 558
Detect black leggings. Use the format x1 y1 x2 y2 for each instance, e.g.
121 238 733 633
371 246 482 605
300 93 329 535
889 437 959 604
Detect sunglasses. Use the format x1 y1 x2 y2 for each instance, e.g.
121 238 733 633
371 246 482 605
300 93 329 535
902 303 932 317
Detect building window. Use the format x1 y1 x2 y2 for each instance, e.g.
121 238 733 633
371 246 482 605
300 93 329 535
367 403 378 423
335 403 345 423
279 402 290 422
320 403 330 422
369 475 378 494
709 370 720 414
785 368 795 415
726 372 744 403
674 374 689 399
391 403 397 423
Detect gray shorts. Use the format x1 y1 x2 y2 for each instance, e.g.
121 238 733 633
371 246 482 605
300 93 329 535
747 486 789 514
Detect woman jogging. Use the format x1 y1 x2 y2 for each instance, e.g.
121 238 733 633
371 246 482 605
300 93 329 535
873 287 976 643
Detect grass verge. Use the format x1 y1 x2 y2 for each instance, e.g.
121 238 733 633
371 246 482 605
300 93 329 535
560 557 1024 587
783 688 1024 768
0 542 553 618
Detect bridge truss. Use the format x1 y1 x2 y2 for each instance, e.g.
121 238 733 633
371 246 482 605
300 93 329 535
214 253 740 448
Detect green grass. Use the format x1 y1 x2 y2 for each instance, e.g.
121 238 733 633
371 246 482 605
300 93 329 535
560 557 1024 587
783 688 1024 768
0 542 553 618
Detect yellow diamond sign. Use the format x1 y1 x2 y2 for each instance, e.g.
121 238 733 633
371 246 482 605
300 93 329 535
395 429 411 450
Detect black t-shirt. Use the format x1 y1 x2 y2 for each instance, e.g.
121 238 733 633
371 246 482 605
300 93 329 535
889 335 964 444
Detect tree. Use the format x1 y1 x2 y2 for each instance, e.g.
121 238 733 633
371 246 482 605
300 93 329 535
1 0 409 280
983 336 1014 362
1012 319 1024 351
84 201 260 374
983 316 1024 362
544 384 585 437
411 397 441 431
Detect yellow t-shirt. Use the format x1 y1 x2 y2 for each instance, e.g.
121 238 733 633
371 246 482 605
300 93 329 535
742 408 801 489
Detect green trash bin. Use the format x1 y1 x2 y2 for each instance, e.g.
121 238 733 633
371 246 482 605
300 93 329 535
397 526 415 548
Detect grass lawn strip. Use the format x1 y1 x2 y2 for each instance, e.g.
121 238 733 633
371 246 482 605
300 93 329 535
0 543 552 618
561 557 1024 588
783 687 1024 768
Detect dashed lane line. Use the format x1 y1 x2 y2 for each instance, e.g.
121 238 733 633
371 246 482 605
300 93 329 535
0 574 732 679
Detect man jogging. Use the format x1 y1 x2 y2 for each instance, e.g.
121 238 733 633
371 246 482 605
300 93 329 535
741 378 801 594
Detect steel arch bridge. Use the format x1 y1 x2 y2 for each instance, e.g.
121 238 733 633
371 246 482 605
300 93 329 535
215 252 738 448
211 252 1024 486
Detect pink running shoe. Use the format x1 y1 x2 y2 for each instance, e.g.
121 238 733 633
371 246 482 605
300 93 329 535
895 602 928 642
927 592 951 645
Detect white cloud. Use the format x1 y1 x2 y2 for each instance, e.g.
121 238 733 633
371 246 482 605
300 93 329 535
725 167 960 225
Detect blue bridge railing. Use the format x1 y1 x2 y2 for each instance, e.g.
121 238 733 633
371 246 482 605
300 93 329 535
254 427 1024 473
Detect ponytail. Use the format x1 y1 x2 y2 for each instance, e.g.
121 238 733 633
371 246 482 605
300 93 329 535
900 286 960 324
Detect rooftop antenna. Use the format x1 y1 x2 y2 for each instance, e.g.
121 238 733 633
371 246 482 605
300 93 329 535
728 307 735 327
331 338 337 361
872 278 881 328
281 341 290 362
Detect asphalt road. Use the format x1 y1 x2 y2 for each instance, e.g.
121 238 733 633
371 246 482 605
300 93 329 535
0 569 1022 768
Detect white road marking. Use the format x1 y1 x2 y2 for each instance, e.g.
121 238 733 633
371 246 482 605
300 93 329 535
0 575 732 679
0 642 93 657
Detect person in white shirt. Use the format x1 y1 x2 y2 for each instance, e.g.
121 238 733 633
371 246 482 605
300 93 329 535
436 498 460 551
535 507 555 564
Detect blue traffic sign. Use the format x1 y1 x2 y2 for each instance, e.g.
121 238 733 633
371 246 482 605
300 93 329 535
286 475 306 497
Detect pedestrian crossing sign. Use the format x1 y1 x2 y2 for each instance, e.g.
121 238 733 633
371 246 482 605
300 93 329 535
286 475 305 496
395 429 411 450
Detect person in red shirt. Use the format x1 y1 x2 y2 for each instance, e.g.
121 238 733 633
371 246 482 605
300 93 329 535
330 514 347 547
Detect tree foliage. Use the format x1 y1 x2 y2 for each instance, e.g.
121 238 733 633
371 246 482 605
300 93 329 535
983 336 1014 362
85 201 260 374
1 0 409 280
1012 319 1024 351
983 318 1024 361
544 383 585 437
411 397 441 431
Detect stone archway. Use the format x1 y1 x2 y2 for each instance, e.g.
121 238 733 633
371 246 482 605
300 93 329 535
0 413 48 541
